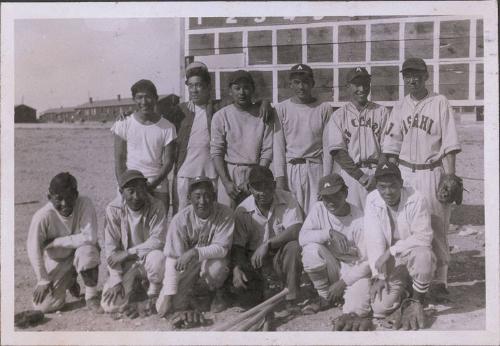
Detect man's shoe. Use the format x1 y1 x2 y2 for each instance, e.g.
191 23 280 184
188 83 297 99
210 290 229 313
86 297 104 314
428 283 451 303
302 296 331 315
275 299 301 318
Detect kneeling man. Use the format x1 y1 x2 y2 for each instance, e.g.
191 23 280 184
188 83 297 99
101 170 167 313
365 162 435 330
156 176 234 316
27 172 100 313
299 174 371 319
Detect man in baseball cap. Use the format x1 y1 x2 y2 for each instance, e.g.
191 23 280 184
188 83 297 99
299 174 372 328
157 175 234 318
401 57 428 73
232 166 304 319
27 172 101 313
101 169 167 315
325 66 390 212
364 161 436 330
273 63 334 215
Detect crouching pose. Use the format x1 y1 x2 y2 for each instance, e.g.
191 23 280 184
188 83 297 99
156 176 234 317
365 162 436 330
299 174 372 325
101 170 166 313
232 166 304 317
27 172 101 313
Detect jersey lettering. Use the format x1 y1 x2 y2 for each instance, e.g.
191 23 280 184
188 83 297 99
350 116 381 134
384 122 394 135
402 114 434 135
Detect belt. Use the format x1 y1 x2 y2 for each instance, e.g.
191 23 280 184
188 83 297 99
355 159 379 168
399 159 442 172
288 158 322 165
226 161 258 167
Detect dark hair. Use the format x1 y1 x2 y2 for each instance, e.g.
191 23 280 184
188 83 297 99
131 79 158 98
186 67 211 85
49 172 78 195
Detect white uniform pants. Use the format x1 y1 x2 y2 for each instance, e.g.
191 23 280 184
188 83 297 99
286 161 323 214
32 244 100 313
400 165 450 284
217 164 253 209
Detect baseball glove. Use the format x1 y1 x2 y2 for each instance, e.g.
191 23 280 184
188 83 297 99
387 298 425 330
437 174 463 205
332 313 374 331
14 310 45 329
170 310 212 329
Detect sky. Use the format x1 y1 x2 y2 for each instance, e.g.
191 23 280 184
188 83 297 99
15 18 181 115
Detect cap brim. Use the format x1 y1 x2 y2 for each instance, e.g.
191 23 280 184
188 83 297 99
120 177 147 188
319 186 343 195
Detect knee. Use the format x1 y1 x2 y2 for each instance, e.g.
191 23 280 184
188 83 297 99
202 258 230 289
144 250 165 283
371 295 401 318
74 245 100 272
282 240 301 261
408 246 436 278
301 243 327 272
343 279 371 317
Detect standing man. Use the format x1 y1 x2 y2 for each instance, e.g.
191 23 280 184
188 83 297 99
112 79 177 214
299 174 371 320
365 162 435 330
101 170 166 313
211 70 273 209
156 176 234 316
232 166 304 316
382 58 461 300
27 172 101 313
273 63 333 214
326 67 390 211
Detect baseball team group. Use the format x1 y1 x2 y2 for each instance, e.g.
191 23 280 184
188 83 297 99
25 56 462 331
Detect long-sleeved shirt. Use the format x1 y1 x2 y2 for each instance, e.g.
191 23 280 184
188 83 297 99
104 195 167 286
162 202 234 295
299 201 370 286
364 186 433 279
27 196 98 285
382 92 461 164
210 104 273 165
273 99 333 177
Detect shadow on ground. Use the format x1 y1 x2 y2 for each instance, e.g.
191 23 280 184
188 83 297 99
450 204 484 226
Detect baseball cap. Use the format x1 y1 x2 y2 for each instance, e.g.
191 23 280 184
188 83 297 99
374 162 402 180
228 70 255 87
401 58 427 72
119 170 147 189
186 61 210 80
49 172 77 194
131 79 158 98
248 166 274 187
188 176 213 193
318 174 346 195
289 63 314 79
346 67 371 83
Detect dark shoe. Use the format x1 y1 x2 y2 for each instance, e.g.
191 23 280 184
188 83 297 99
68 281 81 298
86 297 104 314
210 290 229 313
428 283 451 303
302 296 331 315
274 299 301 318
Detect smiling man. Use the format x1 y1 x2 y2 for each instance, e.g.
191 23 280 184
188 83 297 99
156 176 234 317
326 67 390 211
299 174 371 324
364 162 435 330
100 170 167 314
27 172 101 313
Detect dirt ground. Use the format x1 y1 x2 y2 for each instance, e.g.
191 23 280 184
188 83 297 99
12 122 485 331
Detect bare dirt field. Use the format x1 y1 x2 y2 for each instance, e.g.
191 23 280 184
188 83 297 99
13 122 485 331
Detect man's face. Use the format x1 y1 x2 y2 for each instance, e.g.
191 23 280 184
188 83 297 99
121 179 149 211
229 80 254 108
187 76 210 106
133 90 157 114
402 70 428 95
348 79 371 105
189 184 216 219
289 74 314 101
249 180 275 207
321 189 348 215
376 177 403 207
48 189 78 217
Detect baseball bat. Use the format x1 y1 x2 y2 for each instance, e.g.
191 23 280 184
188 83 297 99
211 288 288 331
228 301 278 331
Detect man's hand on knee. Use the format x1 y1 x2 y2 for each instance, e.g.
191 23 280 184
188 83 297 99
232 266 248 289
33 282 53 304
393 298 425 330
369 278 388 302
102 283 124 306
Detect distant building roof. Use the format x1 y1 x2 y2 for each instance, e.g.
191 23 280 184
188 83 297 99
41 106 75 115
15 104 36 111
74 94 171 109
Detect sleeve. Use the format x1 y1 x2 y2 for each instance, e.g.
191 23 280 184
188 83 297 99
27 212 51 285
232 207 249 248
363 195 389 279
298 204 330 246
129 202 167 258
104 206 126 286
389 195 433 256
210 111 227 159
197 211 235 261
326 108 347 153
110 119 127 140
163 214 189 258
321 104 334 176
340 219 371 286
381 106 404 156
282 194 304 229
260 121 274 162
51 198 98 248
163 124 177 147
273 105 287 177
439 97 462 156
377 106 391 144
332 149 364 180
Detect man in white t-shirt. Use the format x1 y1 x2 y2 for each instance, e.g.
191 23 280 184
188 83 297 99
112 79 177 213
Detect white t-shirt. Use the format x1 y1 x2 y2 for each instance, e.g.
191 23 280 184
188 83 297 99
111 113 177 178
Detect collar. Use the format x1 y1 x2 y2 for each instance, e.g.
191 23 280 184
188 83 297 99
371 186 412 210
404 90 436 108
248 190 287 214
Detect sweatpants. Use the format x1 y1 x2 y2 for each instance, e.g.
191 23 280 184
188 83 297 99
217 163 254 209
101 249 165 313
32 244 100 313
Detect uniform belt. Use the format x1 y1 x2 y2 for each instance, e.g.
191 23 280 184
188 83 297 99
288 158 322 165
355 159 379 168
399 159 442 172
226 161 258 167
